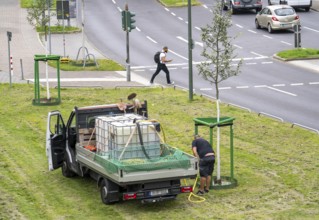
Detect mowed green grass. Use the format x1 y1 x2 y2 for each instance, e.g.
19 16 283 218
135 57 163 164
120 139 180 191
0 84 318 220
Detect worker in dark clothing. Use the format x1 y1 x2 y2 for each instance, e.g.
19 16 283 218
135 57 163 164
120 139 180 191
191 134 215 195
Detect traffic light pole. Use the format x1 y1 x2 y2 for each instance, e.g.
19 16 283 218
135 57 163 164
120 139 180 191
126 26 131 82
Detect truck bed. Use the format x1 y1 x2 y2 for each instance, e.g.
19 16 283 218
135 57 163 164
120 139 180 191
76 145 198 185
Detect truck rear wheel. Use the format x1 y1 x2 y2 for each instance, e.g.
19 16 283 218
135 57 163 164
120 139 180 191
100 179 116 204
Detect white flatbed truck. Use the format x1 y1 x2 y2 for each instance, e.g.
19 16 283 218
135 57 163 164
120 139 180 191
46 101 198 204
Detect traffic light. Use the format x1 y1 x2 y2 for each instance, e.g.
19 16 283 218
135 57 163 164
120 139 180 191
127 11 136 32
121 11 127 31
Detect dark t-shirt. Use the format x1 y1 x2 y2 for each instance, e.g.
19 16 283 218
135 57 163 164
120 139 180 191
192 138 214 158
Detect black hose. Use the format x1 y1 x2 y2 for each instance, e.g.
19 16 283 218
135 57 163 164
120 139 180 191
136 122 150 159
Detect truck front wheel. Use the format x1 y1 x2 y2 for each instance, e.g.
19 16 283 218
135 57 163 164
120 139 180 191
62 160 76 177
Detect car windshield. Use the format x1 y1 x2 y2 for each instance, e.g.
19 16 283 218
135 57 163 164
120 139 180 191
274 8 295 16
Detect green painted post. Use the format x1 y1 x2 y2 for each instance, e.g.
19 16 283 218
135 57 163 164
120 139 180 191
230 124 234 180
210 127 213 146
57 60 61 102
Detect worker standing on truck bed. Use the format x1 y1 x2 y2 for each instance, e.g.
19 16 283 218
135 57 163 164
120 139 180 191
191 134 215 195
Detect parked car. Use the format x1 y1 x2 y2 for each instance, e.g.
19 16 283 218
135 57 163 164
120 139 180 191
268 0 312 12
223 0 263 14
255 5 300 33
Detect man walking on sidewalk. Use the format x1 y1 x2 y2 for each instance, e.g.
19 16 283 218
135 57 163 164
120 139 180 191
150 46 174 85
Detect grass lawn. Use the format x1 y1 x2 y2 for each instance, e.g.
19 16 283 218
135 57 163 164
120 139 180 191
159 0 201 7
49 59 125 71
0 84 318 219
276 48 319 60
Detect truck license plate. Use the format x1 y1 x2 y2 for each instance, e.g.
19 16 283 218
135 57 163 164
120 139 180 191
149 189 169 196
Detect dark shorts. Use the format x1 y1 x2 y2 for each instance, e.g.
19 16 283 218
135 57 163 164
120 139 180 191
199 156 215 177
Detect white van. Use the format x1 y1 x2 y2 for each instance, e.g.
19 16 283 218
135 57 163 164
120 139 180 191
268 0 312 11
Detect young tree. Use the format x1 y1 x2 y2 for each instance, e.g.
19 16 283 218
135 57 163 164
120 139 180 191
197 1 242 183
26 0 52 28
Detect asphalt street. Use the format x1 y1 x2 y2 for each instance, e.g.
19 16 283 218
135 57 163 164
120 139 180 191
0 0 319 131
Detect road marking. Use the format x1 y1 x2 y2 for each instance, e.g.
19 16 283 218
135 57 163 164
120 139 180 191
246 62 257 65
273 84 285 87
262 62 273 64
263 35 273 39
31 78 126 82
112 0 116 4
203 4 208 9
220 87 232 90
200 88 212 91
254 85 267 88
303 26 319 33
177 36 188 43
234 44 242 49
236 24 243 28
165 8 169 12
169 49 188 61
117 6 121 12
134 69 145 72
236 86 249 89
291 83 304 86
147 36 157 44
136 27 141 32
281 41 292 46
171 12 176 16
251 52 265 57
309 82 319 85
266 86 297 96
195 26 201 31
248 30 257 34
178 17 183 21
196 42 203 47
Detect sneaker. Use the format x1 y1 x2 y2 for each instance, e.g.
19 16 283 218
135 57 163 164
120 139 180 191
196 190 205 196
204 189 209 193
167 81 174 85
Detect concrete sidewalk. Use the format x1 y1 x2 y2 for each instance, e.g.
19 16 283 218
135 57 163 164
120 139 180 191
0 0 148 88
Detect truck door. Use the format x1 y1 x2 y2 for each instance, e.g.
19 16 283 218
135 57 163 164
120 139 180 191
46 111 66 171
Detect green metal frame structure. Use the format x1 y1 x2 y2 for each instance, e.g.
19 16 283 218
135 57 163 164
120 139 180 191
33 55 61 106
193 117 237 189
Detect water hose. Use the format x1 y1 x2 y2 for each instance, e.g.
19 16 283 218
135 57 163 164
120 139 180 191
184 176 206 203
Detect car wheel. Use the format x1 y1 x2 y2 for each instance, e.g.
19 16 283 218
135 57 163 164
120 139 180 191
62 160 76 177
267 24 273 33
230 3 237 14
100 179 118 205
255 19 261 29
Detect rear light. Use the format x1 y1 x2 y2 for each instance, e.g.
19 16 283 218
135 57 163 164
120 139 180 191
256 0 262 4
123 193 137 200
234 2 240 5
295 15 299 20
272 16 279 21
180 186 193 193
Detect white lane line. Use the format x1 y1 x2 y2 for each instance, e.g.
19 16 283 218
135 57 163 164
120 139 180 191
309 82 319 85
236 86 249 89
248 30 257 34
170 49 188 61
251 52 265 57
263 35 273 39
246 63 257 65
177 36 188 43
117 6 122 12
31 78 126 82
203 4 208 9
170 67 178 70
182 67 188 69
195 26 201 31
147 36 157 44
254 85 267 88
219 87 232 90
291 83 304 86
273 84 285 87
136 27 141 32
196 42 203 47
234 44 242 49
134 70 145 72
266 86 297 96
178 17 183 21
200 88 212 91
171 12 176 16
236 24 243 28
262 62 273 64
281 41 292 46
303 26 319 33
112 0 116 4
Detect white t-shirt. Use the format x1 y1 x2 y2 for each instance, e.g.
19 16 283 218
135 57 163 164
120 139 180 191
160 52 166 64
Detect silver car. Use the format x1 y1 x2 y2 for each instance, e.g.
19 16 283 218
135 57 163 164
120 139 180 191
255 5 300 33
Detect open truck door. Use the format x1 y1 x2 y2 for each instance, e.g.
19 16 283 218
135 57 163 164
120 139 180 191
46 111 66 171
